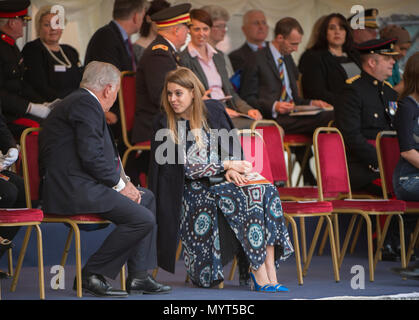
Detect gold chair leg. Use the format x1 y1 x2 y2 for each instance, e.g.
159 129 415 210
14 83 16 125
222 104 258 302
152 268 158 279
120 265 126 291
60 228 74 268
358 213 374 282
7 248 13 276
349 217 362 254
228 256 238 281
397 214 406 269
333 214 340 260
295 145 311 186
218 281 224 289
303 216 324 277
175 240 182 261
69 223 83 298
407 220 419 265
286 215 303 285
318 226 328 256
10 226 32 292
35 225 45 300
325 216 340 282
338 215 357 269
300 217 307 264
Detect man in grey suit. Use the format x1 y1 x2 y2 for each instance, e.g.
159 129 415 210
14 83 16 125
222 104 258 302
40 61 171 297
240 17 333 184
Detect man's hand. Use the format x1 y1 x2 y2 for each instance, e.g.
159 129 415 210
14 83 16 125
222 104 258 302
311 100 333 110
247 109 263 120
120 181 141 203
225 107 240 118
274 101 295 114
105 111 118 125
202 88 212 100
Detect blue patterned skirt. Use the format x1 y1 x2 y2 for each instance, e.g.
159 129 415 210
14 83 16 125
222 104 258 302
180 180 294 288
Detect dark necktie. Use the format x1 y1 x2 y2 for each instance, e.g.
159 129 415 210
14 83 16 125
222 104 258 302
126 38 137 71
278 57 290 102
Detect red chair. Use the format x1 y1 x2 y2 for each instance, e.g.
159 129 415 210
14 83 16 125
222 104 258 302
0 129 46 299
118 71 150 168
230 129 339 285
313 127 407 281
21 127 125 298
376 131 419 265
251 120 319 263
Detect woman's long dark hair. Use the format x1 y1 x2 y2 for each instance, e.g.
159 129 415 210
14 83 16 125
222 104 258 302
399 52 419 100
311 13 354 52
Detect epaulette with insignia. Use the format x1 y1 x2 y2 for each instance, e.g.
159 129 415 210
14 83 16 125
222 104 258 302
152 44 168 51
346 74 361 84
383 80 393 88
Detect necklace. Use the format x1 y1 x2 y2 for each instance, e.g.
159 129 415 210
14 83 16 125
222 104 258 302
41 40 72 68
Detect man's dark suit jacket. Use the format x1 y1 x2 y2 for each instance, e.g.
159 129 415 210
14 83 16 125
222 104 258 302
240 46 309 120
40 88 122 214
131 35 178 144
84 21 133 124
229 41 269 72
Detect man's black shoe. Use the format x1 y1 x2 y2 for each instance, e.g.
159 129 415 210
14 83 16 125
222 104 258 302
73 274 128 297
381 244 401 262
126 275 171 294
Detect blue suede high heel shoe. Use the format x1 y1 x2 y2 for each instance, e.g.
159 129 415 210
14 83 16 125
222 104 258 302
249 272 276 293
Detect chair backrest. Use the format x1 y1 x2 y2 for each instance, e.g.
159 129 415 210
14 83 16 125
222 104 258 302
313 127 351 200
376 131 398 198
251 120 288 185
238 129 274 183
118 71 136 145
20 127 42 208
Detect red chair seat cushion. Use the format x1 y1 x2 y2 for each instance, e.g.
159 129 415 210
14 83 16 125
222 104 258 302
277 186 318 199
0 209 43 223
406 201 419 211
282 201 333 214
44 213 108 222
331 199 406 212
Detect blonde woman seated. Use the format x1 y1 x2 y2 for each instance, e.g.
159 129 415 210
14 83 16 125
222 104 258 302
149 67 293 292
179 9 262 129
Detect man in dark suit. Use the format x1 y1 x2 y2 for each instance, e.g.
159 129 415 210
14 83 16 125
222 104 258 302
131 3 191 144
85 0 146 139
240 17 333 184
40 61 171 297
0 0 50 137
229 9 269 73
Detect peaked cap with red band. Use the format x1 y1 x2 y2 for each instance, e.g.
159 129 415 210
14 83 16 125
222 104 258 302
151 3 191 28
0 0 31 20
356 38 399 55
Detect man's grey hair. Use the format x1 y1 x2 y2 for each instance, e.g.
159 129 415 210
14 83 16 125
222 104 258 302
80 61 121 92
201 5 230 22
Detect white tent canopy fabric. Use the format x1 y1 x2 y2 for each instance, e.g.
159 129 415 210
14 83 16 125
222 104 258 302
26 0 418 64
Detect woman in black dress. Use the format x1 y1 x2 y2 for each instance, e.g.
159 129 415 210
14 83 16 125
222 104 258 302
22 5 83 102
298 13 361 107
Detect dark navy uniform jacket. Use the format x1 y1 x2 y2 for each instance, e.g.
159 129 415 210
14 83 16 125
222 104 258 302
336 70 398 190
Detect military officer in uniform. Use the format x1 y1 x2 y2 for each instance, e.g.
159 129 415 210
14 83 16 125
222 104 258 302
0 0 51 137
347 8 379 44
335 38 399 194
131 3 191 144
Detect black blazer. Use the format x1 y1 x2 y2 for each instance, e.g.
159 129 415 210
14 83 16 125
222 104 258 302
149 99 240 273
240 46 309 119
40 88 122 214
298 48 361 107
131 35 179 143
85 21 133 119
